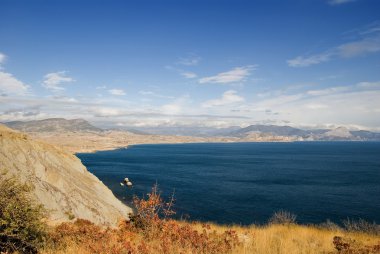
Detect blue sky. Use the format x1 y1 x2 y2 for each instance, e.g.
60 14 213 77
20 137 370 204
1 0 380 130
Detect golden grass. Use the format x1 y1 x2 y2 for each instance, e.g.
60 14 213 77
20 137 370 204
40 185 380 254
189 222 380 254
40 219 380 254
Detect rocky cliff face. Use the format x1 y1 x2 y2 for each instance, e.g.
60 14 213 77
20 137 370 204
0 124 132 226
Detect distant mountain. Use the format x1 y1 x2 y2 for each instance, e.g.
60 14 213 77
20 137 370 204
350 130 380 140
227 124 312 137
3 118 380 141
225 124 380 141
3 118 102 133
133 126 241 137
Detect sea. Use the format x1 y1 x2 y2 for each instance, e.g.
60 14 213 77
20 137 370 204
77 142 380 225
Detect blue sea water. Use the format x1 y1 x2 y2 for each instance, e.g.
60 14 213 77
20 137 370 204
77 142 380 225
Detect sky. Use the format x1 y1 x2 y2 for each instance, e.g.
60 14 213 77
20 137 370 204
1 0 380 130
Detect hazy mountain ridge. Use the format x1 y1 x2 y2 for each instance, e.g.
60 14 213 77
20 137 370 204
226 125 380 141
0 124 132 226
4 118 102 133
130 123 380 141
3 119 380 147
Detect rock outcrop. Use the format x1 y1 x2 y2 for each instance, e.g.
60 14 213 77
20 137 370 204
0 124 132 226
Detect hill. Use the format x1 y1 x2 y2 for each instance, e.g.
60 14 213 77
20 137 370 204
228 124 312 137
0 124 132 226
4 118 102 133
226 124 380 141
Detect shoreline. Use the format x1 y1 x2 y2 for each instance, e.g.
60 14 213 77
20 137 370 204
74 139 377 154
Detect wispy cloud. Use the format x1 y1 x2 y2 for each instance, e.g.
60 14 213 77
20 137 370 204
161 95 190 115
328 0 357 5
306 86 349 96
0 53 29 95
287 52 332 67
180 71 197 79
202 90 244 108
178 54 201 66
139 90 175 99
165 65 198 79
306 104 329 109
108 88 126 96
288 23 380 67
199 66 255 84
0 71 29 95
42 71 74 91
0 52 6 67
337 36 380 57
357 81 380 88
161 103 182 114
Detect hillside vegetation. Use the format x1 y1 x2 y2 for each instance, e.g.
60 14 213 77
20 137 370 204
1 178 379 254
40 185 380 254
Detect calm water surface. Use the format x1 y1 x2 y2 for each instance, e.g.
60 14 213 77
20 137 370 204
77 142 380 225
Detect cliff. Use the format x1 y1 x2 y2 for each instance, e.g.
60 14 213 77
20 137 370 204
0 124 132 226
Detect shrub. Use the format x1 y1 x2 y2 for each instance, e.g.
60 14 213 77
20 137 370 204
0 171 47 254
268 210 297 225
342 218 380 235
130 183 175 231
47 184 241 254
319 219 342 231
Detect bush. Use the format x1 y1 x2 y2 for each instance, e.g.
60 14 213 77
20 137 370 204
318 219 341 231
47 184 241 254
0 171 47 254
268 210 297 225
130 183 175 231
342 218 380 235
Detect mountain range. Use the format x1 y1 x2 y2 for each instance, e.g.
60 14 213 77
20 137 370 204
3 118 380 142
5 118 102 133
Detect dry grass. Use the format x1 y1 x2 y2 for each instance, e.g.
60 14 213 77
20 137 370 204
39 184 380 254
40 220 380 254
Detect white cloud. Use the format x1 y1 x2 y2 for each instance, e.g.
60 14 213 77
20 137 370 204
356 81 380 88
180 71 197 79
337 37 380 57
199 66 255 84
160 95 191 115
202 90 244 108
0 52 6 67
108 89 126 96
96 85 107 89
162 103 182 114
287 53 332 67
288 23 380 67
166 65 198 79
0 71 29 95
306 86 349 96
43 71 74 91
178 54 201 66
92 107 126 117
139 90 154 96
306 104 329 109
328 0 356 5
139 90 174 99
